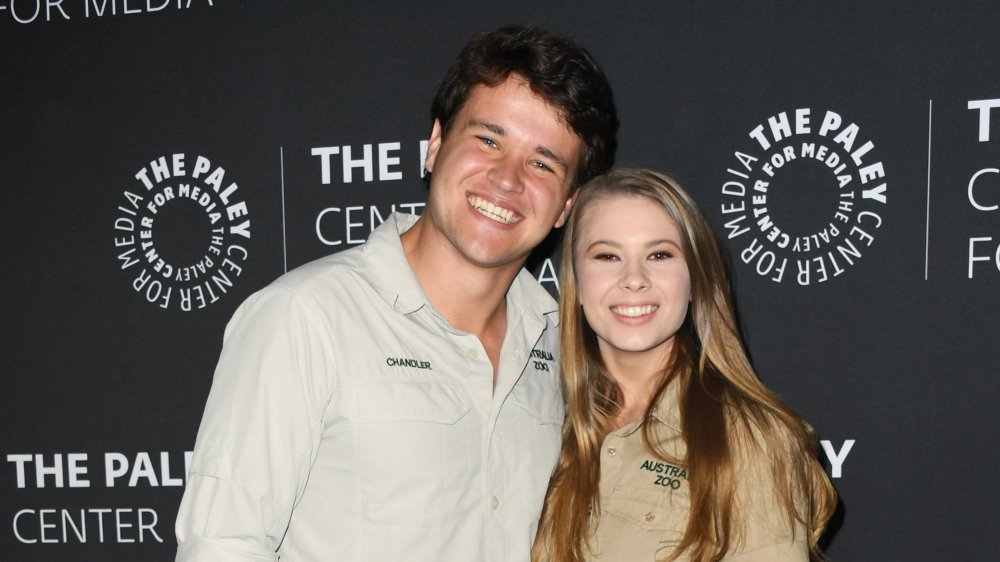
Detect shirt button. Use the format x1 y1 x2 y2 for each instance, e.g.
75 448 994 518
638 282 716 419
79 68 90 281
491 496 500 509
644 511 655 522
607 447 617 456
466 348 478 359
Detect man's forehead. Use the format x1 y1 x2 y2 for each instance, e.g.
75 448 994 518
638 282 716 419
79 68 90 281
464 78 571 128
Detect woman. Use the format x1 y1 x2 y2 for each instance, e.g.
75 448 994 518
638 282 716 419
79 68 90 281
533 168 836 562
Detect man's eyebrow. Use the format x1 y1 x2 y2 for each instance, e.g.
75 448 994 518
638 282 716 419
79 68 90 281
468 119 505 137
536 146 569 172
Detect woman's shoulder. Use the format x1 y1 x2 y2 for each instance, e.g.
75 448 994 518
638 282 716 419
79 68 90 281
727 403 794 460
726 408 810 556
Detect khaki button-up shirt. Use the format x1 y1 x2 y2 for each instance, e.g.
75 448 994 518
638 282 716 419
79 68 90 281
591 383 808 562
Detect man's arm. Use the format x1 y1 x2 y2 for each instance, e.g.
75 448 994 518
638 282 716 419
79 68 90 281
175 286 335 561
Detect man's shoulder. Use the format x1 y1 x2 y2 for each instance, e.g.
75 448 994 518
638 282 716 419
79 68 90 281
272 245 367 293
267 213 412 297
223 244 381 335
221 246 372 324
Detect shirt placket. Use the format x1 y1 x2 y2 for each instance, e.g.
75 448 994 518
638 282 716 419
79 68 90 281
448 330 499 562
600 431 626 497
485 312 541 562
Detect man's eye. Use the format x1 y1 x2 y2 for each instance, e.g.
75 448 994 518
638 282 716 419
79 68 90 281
531 161 553 173
478 136 497 148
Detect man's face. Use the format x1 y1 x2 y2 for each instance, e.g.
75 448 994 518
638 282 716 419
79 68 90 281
422 76 583 270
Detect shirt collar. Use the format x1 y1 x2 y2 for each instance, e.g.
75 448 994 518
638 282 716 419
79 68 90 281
650 380 683 432
612 379 683 438
361 213 428 315
361 212 559 322
507 267 559 320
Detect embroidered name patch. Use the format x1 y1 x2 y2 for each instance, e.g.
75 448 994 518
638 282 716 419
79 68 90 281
640 459 688 490
530 348 554 372
385 357 432 370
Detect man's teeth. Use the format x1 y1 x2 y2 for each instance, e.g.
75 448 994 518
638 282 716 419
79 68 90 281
469 195 518 224
611 305 658 317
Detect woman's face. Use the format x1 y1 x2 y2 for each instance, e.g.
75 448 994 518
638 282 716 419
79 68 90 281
574 194 691 372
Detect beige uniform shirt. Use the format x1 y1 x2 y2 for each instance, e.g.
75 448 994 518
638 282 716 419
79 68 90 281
591 383 808 562
175 213 564 562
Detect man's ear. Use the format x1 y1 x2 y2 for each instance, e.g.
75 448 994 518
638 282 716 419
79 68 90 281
424 119 444 174
554 189 577 228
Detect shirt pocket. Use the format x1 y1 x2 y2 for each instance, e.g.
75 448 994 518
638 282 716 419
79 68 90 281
354 380 474 527
508 388 563 471
497 379 564 521
508 363 564 424
600 486 687 561
507 379 564 459
508 373 565 456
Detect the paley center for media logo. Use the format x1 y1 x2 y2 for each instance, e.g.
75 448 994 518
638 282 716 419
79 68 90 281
719 108 888 286
113 153 250 311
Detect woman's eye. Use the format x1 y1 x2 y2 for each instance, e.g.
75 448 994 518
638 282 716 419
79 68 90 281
593 253 618 261
649 251 674 260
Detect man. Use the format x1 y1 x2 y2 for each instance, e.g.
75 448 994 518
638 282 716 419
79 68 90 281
175 25 617 561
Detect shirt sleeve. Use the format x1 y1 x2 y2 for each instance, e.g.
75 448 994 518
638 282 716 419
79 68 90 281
175 285 336 561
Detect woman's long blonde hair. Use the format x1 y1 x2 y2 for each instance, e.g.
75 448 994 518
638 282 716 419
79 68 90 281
533 168 836 562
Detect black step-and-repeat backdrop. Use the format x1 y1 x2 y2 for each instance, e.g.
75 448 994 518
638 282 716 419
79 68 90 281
4 2 998 560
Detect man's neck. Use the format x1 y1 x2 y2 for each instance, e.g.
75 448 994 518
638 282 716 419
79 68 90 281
400 216 521 380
